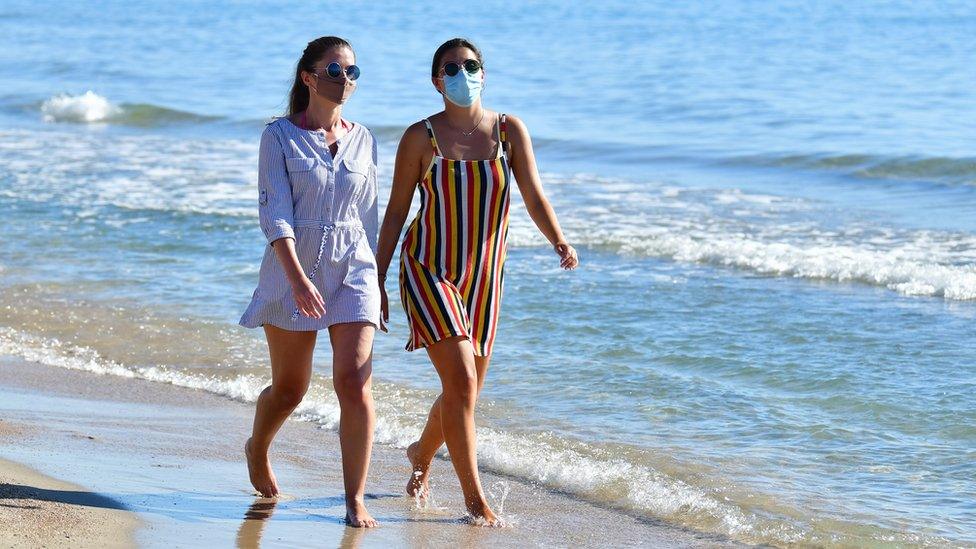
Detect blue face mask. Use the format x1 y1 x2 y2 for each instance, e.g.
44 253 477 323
441 69 483 107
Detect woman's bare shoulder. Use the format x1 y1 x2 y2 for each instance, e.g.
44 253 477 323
399 120 431 151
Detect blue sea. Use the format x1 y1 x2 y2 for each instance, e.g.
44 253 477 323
1 1 975 545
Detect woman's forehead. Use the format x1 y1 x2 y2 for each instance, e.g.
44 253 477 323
441 47 478 63
316 46 355 67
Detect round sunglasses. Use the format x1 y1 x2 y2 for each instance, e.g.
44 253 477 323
312 61 361 81
440 59 482 77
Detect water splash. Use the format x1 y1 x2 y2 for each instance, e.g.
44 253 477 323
487 481 518 526
409 480 448 515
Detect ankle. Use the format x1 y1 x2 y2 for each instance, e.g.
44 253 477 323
346 494 366 507
411 449 434 468
246 438 271 457
465 497 491 515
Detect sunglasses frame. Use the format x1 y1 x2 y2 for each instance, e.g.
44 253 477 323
439 59 482 78
311 61 361 81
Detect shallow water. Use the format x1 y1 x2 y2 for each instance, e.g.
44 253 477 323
1 1 975 545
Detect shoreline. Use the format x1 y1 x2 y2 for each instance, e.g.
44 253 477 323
0 355 738 548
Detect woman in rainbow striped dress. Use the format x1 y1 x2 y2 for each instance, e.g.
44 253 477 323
376 38 579 525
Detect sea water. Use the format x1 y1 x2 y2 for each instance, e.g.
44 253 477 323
1 1 974 545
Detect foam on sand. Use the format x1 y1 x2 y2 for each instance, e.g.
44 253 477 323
0 326 799 544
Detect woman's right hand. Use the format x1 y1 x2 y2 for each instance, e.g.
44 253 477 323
291 276 326 319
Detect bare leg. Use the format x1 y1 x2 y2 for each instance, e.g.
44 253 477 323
407 354 490 499
328 322 379 528
245 325 316 497
422 337 498 524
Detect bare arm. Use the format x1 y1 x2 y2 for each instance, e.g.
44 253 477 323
506 114 579 270
375 122 428 329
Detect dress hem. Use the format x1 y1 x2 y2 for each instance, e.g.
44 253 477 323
404 331 490 357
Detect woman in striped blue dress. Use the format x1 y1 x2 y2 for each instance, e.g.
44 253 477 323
238 36 381 528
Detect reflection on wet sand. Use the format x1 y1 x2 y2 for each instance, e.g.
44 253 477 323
236 497 277 549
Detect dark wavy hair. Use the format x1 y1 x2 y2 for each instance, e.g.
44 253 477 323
431 37 483 78
287 36 353 115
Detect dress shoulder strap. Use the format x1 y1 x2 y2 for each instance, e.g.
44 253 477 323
422 118 441 156
495 113 508 159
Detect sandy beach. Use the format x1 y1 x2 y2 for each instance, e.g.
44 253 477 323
0 456 140 548
0 356 737 548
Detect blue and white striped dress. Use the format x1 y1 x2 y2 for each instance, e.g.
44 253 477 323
239 117 380 331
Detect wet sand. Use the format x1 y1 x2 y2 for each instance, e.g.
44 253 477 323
0 356 739 547
0 456 140 548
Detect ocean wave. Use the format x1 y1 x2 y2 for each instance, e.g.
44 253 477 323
0 325 807 545
4 126 975 302
40 91 219 126
505 178 976 302
584 230 976 301
728 152 976 185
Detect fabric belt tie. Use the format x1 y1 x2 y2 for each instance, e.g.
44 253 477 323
290 220 364 321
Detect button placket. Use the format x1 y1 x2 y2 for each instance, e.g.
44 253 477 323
325 164 334 218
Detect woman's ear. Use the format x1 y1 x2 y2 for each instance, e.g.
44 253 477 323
431 76 444 93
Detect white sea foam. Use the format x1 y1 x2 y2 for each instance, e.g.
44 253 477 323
0 325 800 543
0 128 257 219
612 230 976 300
508 174 976 301
4 126 975 302
41 91 121 123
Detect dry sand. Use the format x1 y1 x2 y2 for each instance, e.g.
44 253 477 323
0 356 740 548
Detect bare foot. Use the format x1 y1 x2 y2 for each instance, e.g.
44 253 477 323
245 438 279 498
405 441 431 499
345 499 379 528
465 499 502 527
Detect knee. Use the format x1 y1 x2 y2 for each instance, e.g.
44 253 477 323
441 366 478 408
332 369 370 405
271 384 307 410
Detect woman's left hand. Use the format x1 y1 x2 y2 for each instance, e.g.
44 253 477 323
379 278 390 333
555 242 579 270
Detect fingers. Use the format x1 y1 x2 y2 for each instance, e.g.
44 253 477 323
555 244 579 270
379 286 390 333
310 288 326 317
299 297 321 319
296 289 326 319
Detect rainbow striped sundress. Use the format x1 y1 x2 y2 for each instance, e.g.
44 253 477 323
398 114 511 357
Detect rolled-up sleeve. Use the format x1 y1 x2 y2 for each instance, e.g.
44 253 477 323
364 136 379 254
257 126 295 245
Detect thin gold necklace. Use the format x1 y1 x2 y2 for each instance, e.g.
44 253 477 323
449 109 485 137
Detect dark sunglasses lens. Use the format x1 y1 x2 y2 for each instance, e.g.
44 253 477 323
443 63 461 77
326 62 343 78
463 60 481 73
346 65 361 81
